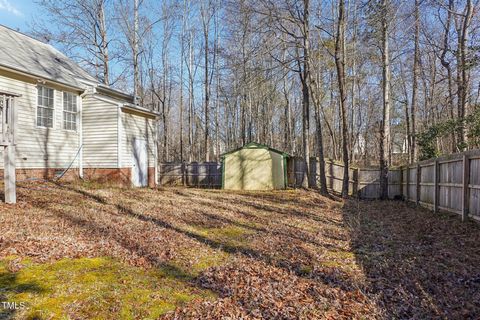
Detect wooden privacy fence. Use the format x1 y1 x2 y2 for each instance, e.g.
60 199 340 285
288 151 480 221
287 157 398 198
158 162 221 187
159 150 479 221
400 150 480 221
287 157 357 194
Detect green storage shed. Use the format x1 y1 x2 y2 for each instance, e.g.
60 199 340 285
221 142 289 190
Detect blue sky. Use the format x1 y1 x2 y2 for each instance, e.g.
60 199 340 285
0 0 37 31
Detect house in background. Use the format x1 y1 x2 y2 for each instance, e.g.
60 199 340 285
221 142 289 190
0 24 158 187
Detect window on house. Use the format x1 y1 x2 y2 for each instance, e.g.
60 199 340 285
37 86 54 128
63 92 77 131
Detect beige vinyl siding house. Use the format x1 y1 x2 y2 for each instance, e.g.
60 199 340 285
82 95 119 168
0 70 81 170
121 110 156 168
120 109 157 187
0 24 159 187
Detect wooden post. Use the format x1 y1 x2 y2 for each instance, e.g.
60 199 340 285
397 167 402 200
462 154 470 221
182 161 186 186
434 159 439 213
353 167 359 197
405 166 410 201
2 96 6 140
4 144 16 204
416 163 420 205
0 92 18 204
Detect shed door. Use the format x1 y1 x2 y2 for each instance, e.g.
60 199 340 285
132 138 148 187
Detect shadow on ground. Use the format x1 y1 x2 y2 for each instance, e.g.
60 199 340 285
343 198 480 319
0 266 44 320
8 182 480 318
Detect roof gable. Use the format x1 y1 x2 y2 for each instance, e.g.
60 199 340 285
221 142 289 158
0 25 97 88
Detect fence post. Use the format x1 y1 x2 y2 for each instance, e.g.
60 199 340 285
416 163 420 205
405 166 410 202
462 154 470 221
434 159 439 213
182 161 186 186
353 167 359 197
400 166 403 199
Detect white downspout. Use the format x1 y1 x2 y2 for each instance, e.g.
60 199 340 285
156 117 159 185
117 103 123 169
78 90 88 179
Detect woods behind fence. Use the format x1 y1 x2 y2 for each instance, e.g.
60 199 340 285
159 149 480 221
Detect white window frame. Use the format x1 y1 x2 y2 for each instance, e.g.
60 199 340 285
36 86 55 129
62 91 78 132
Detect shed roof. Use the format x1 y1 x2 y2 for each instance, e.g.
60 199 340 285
221 142 289 158
0 24 98 89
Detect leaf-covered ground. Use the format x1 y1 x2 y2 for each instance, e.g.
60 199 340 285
0 181 479 319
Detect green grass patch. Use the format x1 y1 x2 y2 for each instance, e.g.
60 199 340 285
324 250 355 260
172 244 230 277
189 251 230 276
185 225 255 251
0 257 214 320
191 225 252 241
319 260 343 268
318 250 357 269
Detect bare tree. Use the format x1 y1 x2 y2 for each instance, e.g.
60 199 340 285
296 0 312 188
410 0 420 162
179 0 188 162
335 0 350 197
379 0 391 199
214 2 221 161
133 0 140 104
456 0 474 149
187 27 196 162
201 1 214 161
438 0 456 153
34 0 480 171
33 0 113 85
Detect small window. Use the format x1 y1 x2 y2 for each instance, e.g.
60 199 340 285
63 92 77 131
37 86 54 128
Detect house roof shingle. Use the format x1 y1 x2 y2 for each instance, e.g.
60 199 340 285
0 24 97 89
0 25 162 117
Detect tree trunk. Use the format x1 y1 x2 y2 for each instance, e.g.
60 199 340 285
335 0 349 197
301 0 311 188
133 0 139 105
379 0 391 200
214 6 220 160
202 4 211 161
439 0 456 153
308 68 328 194
179 0 187 162
188 30 194 162
98 1 109 85
410 0 419 162
459 0 473 149
349 0 358 163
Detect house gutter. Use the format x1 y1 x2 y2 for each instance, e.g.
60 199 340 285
0 64 85 92
121 104 160 118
